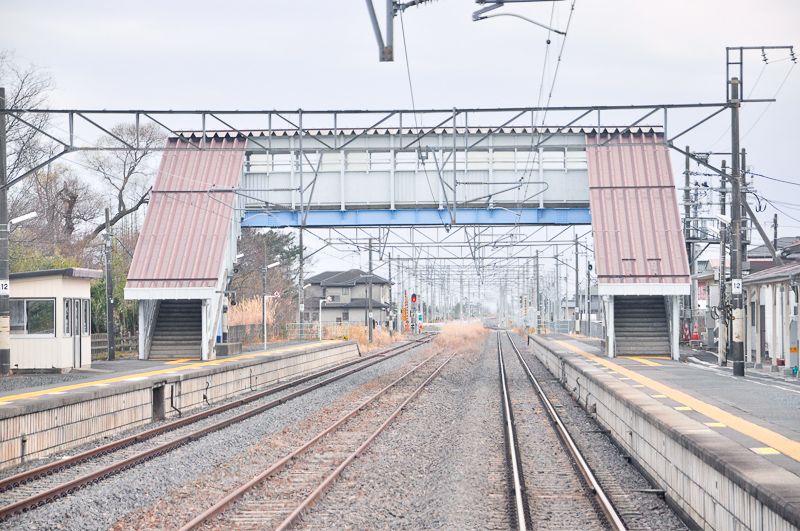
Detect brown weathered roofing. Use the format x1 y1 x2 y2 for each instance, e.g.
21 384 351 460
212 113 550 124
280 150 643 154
586 132 690 287
126 136 247 290
305 269 389 286
11 268 103 280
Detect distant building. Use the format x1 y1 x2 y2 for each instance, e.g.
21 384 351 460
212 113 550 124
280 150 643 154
304 269 390 325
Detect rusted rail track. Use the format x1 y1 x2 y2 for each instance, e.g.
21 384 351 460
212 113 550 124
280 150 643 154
178 345 456 530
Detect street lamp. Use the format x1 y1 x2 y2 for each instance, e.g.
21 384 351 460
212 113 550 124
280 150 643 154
262 260 281 350
319 295 332 341
9 211 37 226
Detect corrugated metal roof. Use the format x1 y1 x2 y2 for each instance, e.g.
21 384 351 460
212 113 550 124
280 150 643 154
173 126 663 140
587 132 690 288
126 136 246 291
743 261 800 285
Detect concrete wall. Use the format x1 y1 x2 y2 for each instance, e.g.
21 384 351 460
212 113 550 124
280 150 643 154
528 335 800 531
0 341 359 471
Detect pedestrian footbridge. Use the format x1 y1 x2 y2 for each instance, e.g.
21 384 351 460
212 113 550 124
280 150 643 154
124 125 689 360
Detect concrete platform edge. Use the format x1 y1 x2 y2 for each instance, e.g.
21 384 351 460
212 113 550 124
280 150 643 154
0 341 359 471
527 335 800 531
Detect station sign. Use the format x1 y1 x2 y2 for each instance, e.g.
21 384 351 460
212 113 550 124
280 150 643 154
731 279 742 295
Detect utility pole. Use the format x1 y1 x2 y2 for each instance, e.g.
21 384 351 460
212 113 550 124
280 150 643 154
773 214 778 251
685 146 695 337
730 77 745 377
459 272 464 321
554 248 560 325
0 88 10 375
388 253 393 337
718 160 728 366
586 248 591 336
104 208 116 361
368 238 373 343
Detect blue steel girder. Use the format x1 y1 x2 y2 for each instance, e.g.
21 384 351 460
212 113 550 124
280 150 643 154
240 207 591 228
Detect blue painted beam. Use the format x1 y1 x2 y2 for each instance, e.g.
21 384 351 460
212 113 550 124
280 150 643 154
241 208 591 228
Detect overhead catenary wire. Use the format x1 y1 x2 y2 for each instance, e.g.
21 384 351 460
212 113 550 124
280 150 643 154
398 9 447 229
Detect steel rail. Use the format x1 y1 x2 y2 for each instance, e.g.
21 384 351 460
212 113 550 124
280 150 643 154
0 336 433 521
497 332 529 531
180 346 454 531
0 335 430 493
274 350 458 531
504 331 627 531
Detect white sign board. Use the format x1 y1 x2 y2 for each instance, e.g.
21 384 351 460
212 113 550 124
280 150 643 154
731 279 742 295
0 280 8 296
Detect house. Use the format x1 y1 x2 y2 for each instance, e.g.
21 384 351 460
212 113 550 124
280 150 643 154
304 269 390 325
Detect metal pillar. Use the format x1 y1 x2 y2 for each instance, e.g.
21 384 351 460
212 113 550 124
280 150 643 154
368 238 373 343
104 208 116 361
574 235 579 334
388 253 393 337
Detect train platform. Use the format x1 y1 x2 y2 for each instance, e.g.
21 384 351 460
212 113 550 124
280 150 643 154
0 340 319 403
528 333 800 529
0 339 360 470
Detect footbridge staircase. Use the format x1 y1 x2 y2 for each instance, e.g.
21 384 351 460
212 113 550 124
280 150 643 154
587 132 690 359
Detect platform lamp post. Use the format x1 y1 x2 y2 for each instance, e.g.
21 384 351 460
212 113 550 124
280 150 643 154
301 283 311 337
319 295 332 341
262 260 280 350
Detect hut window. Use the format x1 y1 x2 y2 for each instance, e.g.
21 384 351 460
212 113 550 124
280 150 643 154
10 298 56 336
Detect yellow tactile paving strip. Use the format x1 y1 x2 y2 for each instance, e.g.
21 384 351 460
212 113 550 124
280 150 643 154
0 341 333 404
555 340 800 463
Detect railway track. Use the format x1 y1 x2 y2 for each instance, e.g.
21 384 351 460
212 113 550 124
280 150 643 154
497 330 626 531
0 335 433 522
177 344 457 530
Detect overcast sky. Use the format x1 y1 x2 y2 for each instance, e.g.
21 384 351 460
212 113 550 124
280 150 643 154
3 0 799 282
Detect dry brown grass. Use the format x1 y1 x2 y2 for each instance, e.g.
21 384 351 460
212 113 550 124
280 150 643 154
348 325 405 353
229 296 279 327
433 321 488 352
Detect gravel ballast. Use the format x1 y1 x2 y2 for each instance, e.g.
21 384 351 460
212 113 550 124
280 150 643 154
1 331 689 530
0 341 426 531
294 331 686 530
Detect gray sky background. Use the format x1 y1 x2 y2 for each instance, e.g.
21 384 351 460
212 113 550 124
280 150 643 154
3 0 799 279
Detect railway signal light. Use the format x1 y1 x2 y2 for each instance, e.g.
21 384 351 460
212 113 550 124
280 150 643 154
411 293 417 303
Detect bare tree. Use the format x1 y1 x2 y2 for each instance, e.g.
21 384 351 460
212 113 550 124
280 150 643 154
0 51 55 182
9 164 102 257
83 122 166 238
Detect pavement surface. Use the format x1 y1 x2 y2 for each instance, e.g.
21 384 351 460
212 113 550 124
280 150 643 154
539 333 800 478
